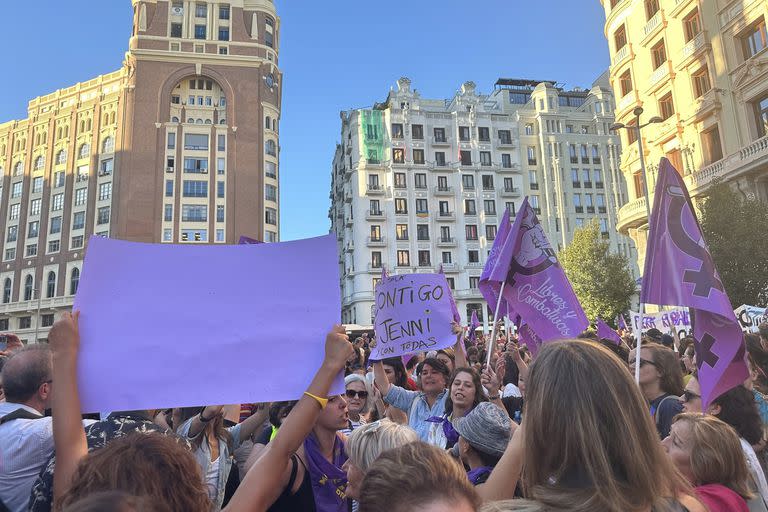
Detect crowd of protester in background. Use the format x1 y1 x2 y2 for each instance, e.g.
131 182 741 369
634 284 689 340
2 318 768 512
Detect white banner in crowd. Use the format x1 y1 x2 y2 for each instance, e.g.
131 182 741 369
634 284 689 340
630 305 767 337
734 305 768 333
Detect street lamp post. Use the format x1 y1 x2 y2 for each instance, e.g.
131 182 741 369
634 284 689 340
610 107 662 384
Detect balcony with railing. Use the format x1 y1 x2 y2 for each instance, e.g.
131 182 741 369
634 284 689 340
434 186 454 196
616 196 648 233
647 61 672 91
612 43 632 67
366 184 386 195
501 186 521 197
642 10 664 41
686 135 768 195
437 237 457 247
437 211 455 221
431 136 451 146
495 137 516 149
366 237 386 247
679 30 708 65
365 209 384 220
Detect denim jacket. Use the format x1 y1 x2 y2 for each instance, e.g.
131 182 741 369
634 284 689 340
179 418 243 510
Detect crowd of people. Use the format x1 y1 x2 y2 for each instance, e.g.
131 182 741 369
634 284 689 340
2 316 768 512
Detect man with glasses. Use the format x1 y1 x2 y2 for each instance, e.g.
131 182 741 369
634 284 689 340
0 346 95 511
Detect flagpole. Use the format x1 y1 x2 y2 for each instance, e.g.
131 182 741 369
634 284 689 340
486 282 507 368
634 305 643 384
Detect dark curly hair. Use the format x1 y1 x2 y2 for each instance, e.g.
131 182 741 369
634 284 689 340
712 385 764 445
60 432 210 512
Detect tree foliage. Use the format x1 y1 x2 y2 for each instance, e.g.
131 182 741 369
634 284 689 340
698 181 768 307
559 220 636 324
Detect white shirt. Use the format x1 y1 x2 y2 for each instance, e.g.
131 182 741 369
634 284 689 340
0 402 53 512
740 437 768 507
0 402 95 512
503 383 522 398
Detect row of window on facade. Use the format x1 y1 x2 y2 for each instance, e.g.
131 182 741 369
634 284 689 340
6 207 111 242
387 124 514 144
161 228 278 244
1 268 80 304
0 314 56 332
6 138 114 178
11 119 115 154
3 232 103 261
359 196 538 219
169 2 275 48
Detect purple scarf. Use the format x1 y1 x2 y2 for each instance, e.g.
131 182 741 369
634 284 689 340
303 433 348 512
426 415 460 447
467 466 494 485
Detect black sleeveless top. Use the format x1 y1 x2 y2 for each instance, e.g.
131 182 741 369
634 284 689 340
267 455 316 512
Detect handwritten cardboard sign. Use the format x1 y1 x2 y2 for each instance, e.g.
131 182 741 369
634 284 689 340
630 308 692 338
371 273 455 359
734 305 768 333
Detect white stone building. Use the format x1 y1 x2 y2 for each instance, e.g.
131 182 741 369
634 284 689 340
330 75 638 327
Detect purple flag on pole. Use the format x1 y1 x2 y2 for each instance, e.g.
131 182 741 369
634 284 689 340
438 265 461 323
494 198 588 342
597 318 622 346
518 323 542 358
641 158 747 408
479 207 512 318
468 310 480 343
617 314 628 331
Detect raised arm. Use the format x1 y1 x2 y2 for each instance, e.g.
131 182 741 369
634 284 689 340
235 403 270 441
223 325 353 512
50 311 89 508
183 404 225 439
451 321 468 369
372 360 391 396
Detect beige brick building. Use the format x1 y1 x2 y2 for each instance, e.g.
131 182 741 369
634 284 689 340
601 0 768 270
0 0 282 341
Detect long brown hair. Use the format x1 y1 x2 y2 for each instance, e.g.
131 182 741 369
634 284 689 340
59 432 210 512
522 340 691 512
643 343 685 396
444 366 487 417
673 413 754 500
358 441 479 512
179 407 233 452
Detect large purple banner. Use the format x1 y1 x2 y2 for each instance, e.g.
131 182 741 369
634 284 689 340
74 235 343 412
641 158 747 407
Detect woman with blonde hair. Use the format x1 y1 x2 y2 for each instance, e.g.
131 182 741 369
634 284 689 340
358 441 479 512
663 413 754 511
480 340 705 512
343 419 419 502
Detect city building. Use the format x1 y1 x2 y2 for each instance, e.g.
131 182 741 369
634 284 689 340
0 0 282 341
601 0 768 270
330 76 637 327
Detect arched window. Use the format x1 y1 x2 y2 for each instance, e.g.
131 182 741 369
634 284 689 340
78 144 90 159
265 139 276 156
272 119 278 132
172 116 180 123
265 116 271 129
196 119 204 124
109 112 116 125
70 268 80 296
24 275 33 301
2 278 11 304
204 119 212 124
46 271 56 298
34 156 45 170
56 150 67 165
219 119 227 125
102 136 114 153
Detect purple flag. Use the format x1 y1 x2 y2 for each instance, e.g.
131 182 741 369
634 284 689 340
438 265 461 323
479 207 512 318
468 310 480 343
641 158 747 408
597 318 622 346
494 198 588 342
518 322 542 358
617 314 628 331
238 236 262 245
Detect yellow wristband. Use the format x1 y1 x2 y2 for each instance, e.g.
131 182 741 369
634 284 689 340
304 391 328 409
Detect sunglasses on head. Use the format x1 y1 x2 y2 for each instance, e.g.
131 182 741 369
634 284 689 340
682 390 700 402
345 389 368 399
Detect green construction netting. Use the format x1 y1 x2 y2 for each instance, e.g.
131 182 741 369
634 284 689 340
360 109 386 164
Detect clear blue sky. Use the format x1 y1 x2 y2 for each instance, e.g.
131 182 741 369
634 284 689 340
0 1 610 241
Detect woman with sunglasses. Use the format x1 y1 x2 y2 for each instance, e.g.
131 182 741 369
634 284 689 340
629 342 685 439
342 374 370 435
681 375 768 509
